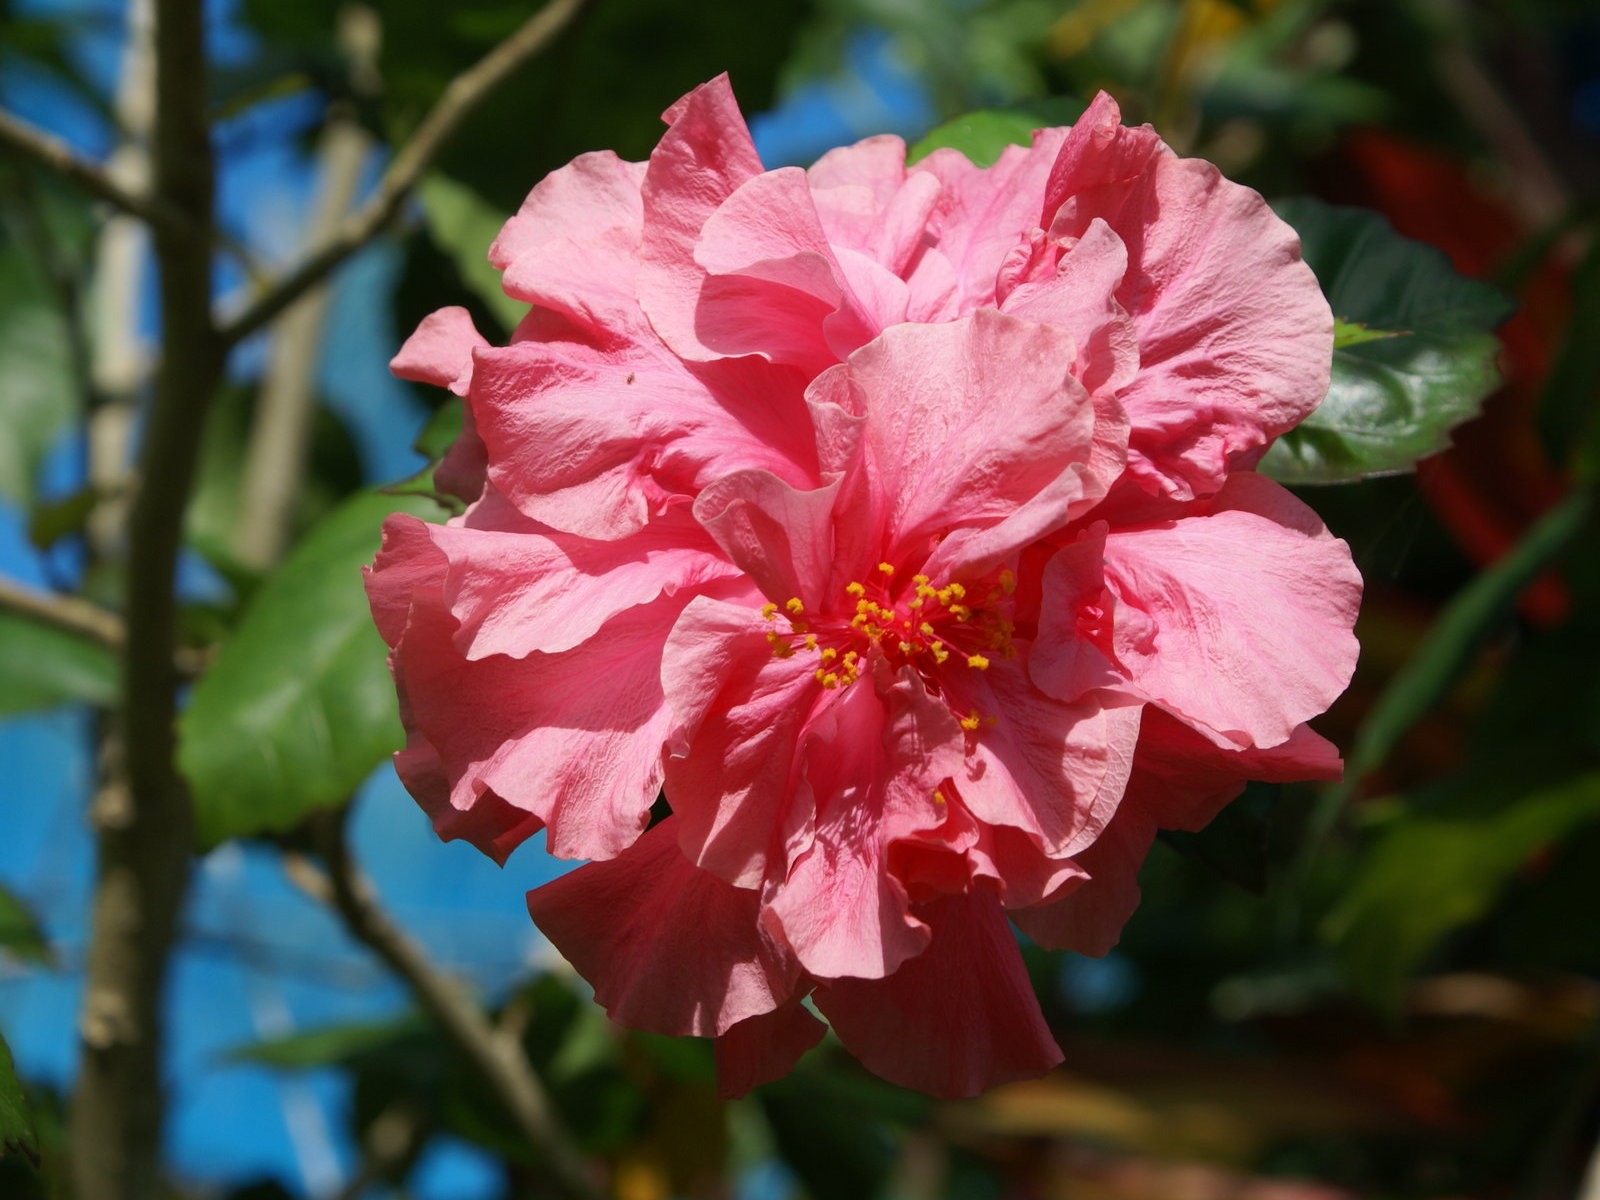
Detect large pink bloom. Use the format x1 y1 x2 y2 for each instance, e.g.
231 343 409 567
367 79 1360 1098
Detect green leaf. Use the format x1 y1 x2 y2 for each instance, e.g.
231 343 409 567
1262 198 1515 484
0 298 74 507
0 609 118 716
417 175 524 335
1342 490 1592 789
1298 490 1593 859
178 489 445 847
0 1032 37 1167
1325 767 1600 1002
0 887 50 966
907 108 1039 167
413 399 463 462
26 486 97 551
228 1015 426 1069
1332 318 1402 349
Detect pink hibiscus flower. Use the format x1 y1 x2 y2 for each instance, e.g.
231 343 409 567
366 79 1361 1098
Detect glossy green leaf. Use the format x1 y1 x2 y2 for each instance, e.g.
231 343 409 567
0 609 118 716
1325 767 1600 1002
0 1033 37 1166
1263 198 1515 484
178 489 445 847
417 174 524 335
0 887 49 966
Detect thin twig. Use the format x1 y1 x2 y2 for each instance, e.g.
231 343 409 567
216 0 591 349
290 811 601 1200
70 0 220 1194
0 575 125 649
0 108 189 237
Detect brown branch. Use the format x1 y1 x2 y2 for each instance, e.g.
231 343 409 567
216 0 591 349
0 108 189 237
288 812 601 1200
0 575 125 649
70 0 220 1196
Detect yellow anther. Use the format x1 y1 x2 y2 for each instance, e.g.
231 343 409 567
967 654 990 670
908 596 924 609
877 562 895 575
936 586 954 604
931 644 950 664
898 641 917 655
814 667 827 682
785 597 805 615
999 569 1017 595
960 712 982 732
845 581 866 597
912 574 930 586
947 582 966 600
804 634 818 650
822 672 840 688
819 647 838 663
919 622 936 637
933 789 946 805
761 602 779 619
949 605 971 621
842 651 859 664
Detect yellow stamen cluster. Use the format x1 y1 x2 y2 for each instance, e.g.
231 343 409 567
757 567 1019 718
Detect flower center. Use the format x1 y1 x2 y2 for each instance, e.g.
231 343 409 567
761 563 1018 727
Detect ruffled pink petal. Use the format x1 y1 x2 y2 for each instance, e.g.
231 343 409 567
946 657 1142 857
402 505 736 658
715 999 826 1099
489 151 648 339
1073 473 1361 749
391 306 486 391
393 307 491 501
806 135 910 248
692 469 843 614
367 529 684 862
814 890 1062 1097
1009 802 1152 957
1027 522 1127 703
763 671 967 981
999 217 1138 399
638 74 765 362
886 788 1087 910
1013 711 1343 955
826 310 1105 578
661 595 829 888
468 335 816 540
1044 92 1332 499
907 129 1068 311
526 817 801 1037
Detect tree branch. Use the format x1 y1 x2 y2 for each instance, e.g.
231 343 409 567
0 575 125 649
70 0 220 1195
288 811 601 1200
0 108 189 237
216 0 591 349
